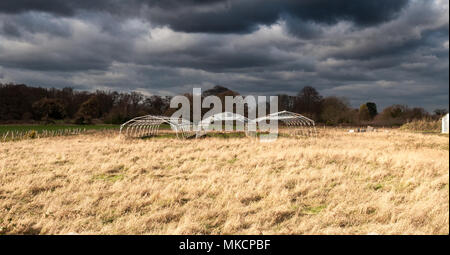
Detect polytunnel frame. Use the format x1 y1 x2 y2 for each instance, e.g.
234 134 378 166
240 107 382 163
252 111 317 137
120 111 317 139
119 115 194 139
196 112 251 138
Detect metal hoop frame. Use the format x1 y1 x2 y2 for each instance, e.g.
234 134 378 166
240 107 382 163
120 111 316 139
119 115 194 139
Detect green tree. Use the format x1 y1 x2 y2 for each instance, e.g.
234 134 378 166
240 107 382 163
295 86 323 118
32 98 66 121
359 104 371 121
75 96 101 124
321 97 354 125
366 102 378 119
433 109 448 117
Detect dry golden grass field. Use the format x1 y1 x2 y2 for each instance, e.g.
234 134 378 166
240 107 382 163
0 128 448 235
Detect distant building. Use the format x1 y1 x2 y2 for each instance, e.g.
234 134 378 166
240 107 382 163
442 113 449 134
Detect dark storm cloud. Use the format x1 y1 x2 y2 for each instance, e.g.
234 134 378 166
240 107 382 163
325 3 449 61
1 21 21 37
0 0 109 16
154 0 408 33
0 17 132 72
132 41 307 72
0 0 448 111
0 0 409 33
0 12 71 38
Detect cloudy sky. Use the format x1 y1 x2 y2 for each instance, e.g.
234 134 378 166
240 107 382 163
0 0 448 111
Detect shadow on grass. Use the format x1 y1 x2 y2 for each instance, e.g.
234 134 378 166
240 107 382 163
136 131 304 140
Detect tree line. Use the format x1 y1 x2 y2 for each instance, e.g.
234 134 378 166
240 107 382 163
0 83 447 126
277 86 447 126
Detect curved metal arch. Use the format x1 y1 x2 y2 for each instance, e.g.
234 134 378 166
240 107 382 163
120 115 193 139
199 112 249 127
120 111 317 139
197 112 250 137
253 110 317 137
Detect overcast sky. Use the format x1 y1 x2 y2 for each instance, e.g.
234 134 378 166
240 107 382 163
0 0 448 111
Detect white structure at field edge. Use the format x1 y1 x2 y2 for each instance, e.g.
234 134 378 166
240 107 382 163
442 113 449 134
